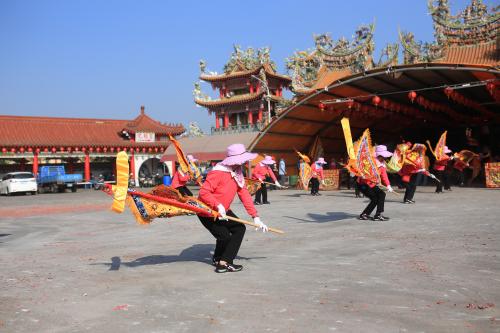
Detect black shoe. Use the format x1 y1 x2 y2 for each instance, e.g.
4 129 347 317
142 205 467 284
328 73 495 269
253 201 261 205
212 257 220 266
263 201 271 204
408 199 415 204
358 213 370 220
215 263 243 273
404 199 415 204
373 215 390 221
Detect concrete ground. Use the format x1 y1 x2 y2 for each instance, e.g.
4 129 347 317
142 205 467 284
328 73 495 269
0 186 499 333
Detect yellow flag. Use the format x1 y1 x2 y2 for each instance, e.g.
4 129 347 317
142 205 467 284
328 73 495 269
341 117 355 160
111 151 129 213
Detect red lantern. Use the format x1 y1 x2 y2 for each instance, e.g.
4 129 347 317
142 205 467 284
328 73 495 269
89 147 94 152
148 148 152 153
28 147 33 152
444 86 454 98
117 147 121 152
142 147 146 153
103 147 108 152
81 147 86 153
11 148 16 153
44 148 49 153
135 148 140 152
60 147 64 152
408 91 417 103
20 147 25 153
96 147 101 152
110 147 114 152
74 147 79 152
35 148 40 153
318 102 325 111
1 148 6 153
372 96 381 106
51 147 56 153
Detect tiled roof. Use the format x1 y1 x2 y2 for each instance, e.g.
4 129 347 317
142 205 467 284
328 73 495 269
124 106 184 134
195 91 266 108
200 64 291 83
436 41 499 66
0 113 184 148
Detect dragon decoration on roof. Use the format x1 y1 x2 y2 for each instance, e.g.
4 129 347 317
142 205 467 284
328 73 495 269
286 23 400 93
401 0 499 64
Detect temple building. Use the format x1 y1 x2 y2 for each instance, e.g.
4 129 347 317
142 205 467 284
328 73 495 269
194 46 292 134
0 106 185 185
250 0 499 177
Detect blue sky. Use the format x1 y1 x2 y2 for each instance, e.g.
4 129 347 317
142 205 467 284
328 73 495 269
0 0 496 132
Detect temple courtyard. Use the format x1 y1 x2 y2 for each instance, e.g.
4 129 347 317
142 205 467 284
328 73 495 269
1 187 499 333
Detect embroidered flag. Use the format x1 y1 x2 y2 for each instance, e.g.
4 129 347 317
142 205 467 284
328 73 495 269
353 129 380 184
427 131 447 161
167 135 202 184
405 144 427 169
386 144 410 173
295 150 312 190
245 178 262 196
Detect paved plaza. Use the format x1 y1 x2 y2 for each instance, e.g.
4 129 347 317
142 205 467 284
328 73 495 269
1 187 499 333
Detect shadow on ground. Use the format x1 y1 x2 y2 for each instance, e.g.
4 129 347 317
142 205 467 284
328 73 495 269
284 211 358 223
92 244 266 271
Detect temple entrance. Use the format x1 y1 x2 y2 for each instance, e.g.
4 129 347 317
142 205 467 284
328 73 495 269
137 157 167 187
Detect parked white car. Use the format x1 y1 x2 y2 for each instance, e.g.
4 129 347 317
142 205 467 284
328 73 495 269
0 172 38 195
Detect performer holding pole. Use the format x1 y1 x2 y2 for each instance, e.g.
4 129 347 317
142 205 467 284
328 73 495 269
198 144 269 273
252 155 282 205
171 154 198 196
310 157 327 196
433 147 452 193
358 145 394 221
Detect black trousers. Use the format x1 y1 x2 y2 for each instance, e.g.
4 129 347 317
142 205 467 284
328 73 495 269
255 183 267 203
403 174 418 202
435 170 444 192
197 210 246 264
176 185 193 197
310 178 320 194
359 184 386 216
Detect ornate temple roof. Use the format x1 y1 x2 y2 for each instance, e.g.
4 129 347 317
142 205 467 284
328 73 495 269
286 23 400 95
400 0 499 66
123 106 185 135
194 90 285 110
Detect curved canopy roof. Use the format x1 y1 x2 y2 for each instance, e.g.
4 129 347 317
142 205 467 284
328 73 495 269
249 63 499 165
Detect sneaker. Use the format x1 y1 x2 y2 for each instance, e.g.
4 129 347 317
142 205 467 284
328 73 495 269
215 263 243 273
263 201 271 204
253 201 261 205
404 200 414 204
373 215 390 221
358 213 370 220
408 199 415 204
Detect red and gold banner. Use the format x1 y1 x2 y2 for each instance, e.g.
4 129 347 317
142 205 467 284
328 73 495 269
321 169 340 190
485 162 500 188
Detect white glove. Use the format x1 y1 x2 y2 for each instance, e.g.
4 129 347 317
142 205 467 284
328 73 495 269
217 204 227 221
274 180 282 188
253 217 268 233
386 185 394 192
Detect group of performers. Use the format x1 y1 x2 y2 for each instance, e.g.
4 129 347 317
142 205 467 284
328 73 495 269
108 123 480 274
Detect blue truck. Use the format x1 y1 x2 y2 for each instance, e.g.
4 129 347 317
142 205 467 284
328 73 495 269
37 166 83 193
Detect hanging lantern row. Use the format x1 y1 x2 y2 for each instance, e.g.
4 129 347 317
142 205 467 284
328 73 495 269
444 86 498 121
412 91 478 123
0 146 166 154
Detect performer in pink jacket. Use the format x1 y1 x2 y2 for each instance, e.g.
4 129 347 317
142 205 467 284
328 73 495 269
198 144 268 273
310 157 326 196
252 155 282 205
171 154 198 196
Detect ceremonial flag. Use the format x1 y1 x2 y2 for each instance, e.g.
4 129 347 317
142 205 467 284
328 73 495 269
111 151 130 213
295 150 312 190
427 131 447 161
167 135 202 184
245 178 262 196
386 144 409 173
353 129 380 184
405 144 427 169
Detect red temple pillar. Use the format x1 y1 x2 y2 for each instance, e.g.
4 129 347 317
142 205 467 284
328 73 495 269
130 151 135 182
258 107 263 122
248 111 253 124
32 152 38 176
224 113 229 128
250 84 254 94
215 113 220 129
84 152 90 182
